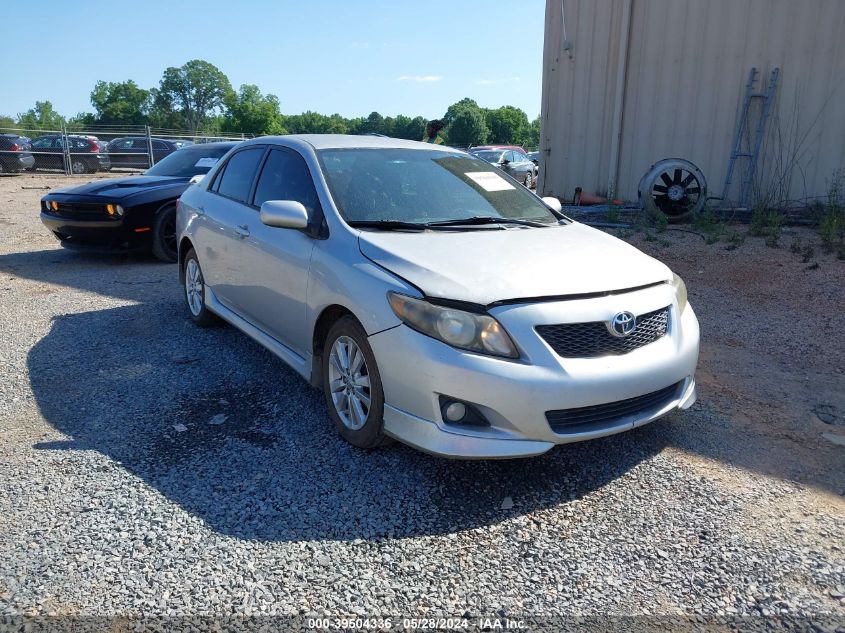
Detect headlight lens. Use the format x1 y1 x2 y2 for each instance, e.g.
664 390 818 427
387 292 518 358
672 273 688 313
106 204 125 217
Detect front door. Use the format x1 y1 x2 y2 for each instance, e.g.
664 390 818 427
223 147 319 356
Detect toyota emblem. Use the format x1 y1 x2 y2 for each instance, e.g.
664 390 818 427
609 311 637 337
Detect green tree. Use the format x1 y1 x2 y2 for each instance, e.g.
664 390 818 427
0 115 15 130
486 105 529 145
66 112 97 132
360 111 385 135
17 101 65 132
443 98 482 127
224 84 285 135
523 115 541 149
156 60 233 132
90 80 150 126
445 107 489 146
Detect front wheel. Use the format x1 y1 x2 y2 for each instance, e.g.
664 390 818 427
151 205 178 262
183 248 219 327
322 316 390 449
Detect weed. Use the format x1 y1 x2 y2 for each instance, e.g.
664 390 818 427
750 205 785 247
606 204 620 224
790 236 802 254
725 230 745 250
801 243 815 263
644 231 656 242
692 205 726 244
817 170 845 253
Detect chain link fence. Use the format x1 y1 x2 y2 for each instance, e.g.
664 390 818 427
0 124 250 176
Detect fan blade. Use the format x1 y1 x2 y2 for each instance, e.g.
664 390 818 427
673 169 682 184
653 184 668 193
687 187 701 195
681 173 696 187
660 173 673 187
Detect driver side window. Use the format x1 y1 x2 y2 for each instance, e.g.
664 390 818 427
252 148 320 216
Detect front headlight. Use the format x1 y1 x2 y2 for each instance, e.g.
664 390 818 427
106 203 124 217
387 292 518 358
672 273 688 313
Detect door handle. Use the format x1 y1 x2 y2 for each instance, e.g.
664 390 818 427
235 224 250 239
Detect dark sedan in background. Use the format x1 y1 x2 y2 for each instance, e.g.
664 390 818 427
470 148 536 188
106 137 193 169
30 135 111 174
0 134 35 173
40 141 237 261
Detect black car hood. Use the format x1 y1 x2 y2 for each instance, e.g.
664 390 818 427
48 176 187 199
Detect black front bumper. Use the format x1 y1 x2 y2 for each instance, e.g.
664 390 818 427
40 212 152 251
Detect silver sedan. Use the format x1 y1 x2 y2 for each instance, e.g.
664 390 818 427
176 135 699 459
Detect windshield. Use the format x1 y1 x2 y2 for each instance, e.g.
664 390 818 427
319 149 558 226
471 150 503 163
145 145 233 178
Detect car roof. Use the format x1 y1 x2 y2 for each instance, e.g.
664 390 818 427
240 134 464 152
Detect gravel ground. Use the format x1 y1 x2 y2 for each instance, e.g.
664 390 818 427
0 174 843 624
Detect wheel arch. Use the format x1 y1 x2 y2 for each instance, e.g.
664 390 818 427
178 237 194 282
310 304 358 387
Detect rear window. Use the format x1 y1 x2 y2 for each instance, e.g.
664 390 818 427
214 148 264 203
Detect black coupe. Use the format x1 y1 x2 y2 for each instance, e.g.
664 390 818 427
40 142 238 262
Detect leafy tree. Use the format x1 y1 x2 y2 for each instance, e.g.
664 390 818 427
0 115 15 130
224 84 285 135
486 105 529 145
147 88 185 130
443 98 482 127
16 101 65 132
156 60 233 132
445 107 489 147
90 80 150 126
523 115 541 149
66 112 97 132
360 111 385 135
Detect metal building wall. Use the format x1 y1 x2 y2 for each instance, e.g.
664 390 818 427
540 0 845 205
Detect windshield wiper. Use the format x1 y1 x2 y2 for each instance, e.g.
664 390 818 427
347 220 427 231
423 216 550 228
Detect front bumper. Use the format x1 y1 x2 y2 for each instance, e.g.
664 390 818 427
368 283 699 459
40 211 150 251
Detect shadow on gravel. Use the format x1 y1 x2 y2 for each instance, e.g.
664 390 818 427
15 249 671 541
14 248 843 543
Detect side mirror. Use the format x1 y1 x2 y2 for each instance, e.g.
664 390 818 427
500 158 510 165
189 174 204 184
542 196 562 213
260 200 309 229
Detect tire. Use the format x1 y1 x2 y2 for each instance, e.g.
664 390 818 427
183 248 219 327
321 316 390 449
151 205 178 263
70 158 88 175
524 171 534 189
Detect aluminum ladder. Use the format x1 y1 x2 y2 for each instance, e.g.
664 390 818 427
721 67 780 207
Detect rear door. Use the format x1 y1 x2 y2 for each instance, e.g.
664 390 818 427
195 146 266 308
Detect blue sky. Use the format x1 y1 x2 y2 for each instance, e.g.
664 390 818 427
2 0 546 120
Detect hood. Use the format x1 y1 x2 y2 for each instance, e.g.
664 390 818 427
47 176 186 199
358 222 672 305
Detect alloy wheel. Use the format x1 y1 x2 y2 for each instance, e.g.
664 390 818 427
328 335 372 431
185 259 204 316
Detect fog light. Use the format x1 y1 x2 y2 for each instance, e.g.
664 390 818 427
50 201 58 211
444 401 467 422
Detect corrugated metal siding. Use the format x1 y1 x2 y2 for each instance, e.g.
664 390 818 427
540 0 845 204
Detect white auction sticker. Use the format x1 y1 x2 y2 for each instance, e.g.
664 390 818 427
194 157 220 168
465 171 515 192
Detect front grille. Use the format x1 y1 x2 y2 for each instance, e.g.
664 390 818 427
52 202 114 220
536 306 669 358
546 381 682 433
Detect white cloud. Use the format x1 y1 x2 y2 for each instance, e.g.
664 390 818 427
397 75 443 83
475 77 521 85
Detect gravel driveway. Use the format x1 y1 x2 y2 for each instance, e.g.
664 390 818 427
0 175 843 626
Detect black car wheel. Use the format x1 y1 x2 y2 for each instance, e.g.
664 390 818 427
152 204 178 263
70 159 88 175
